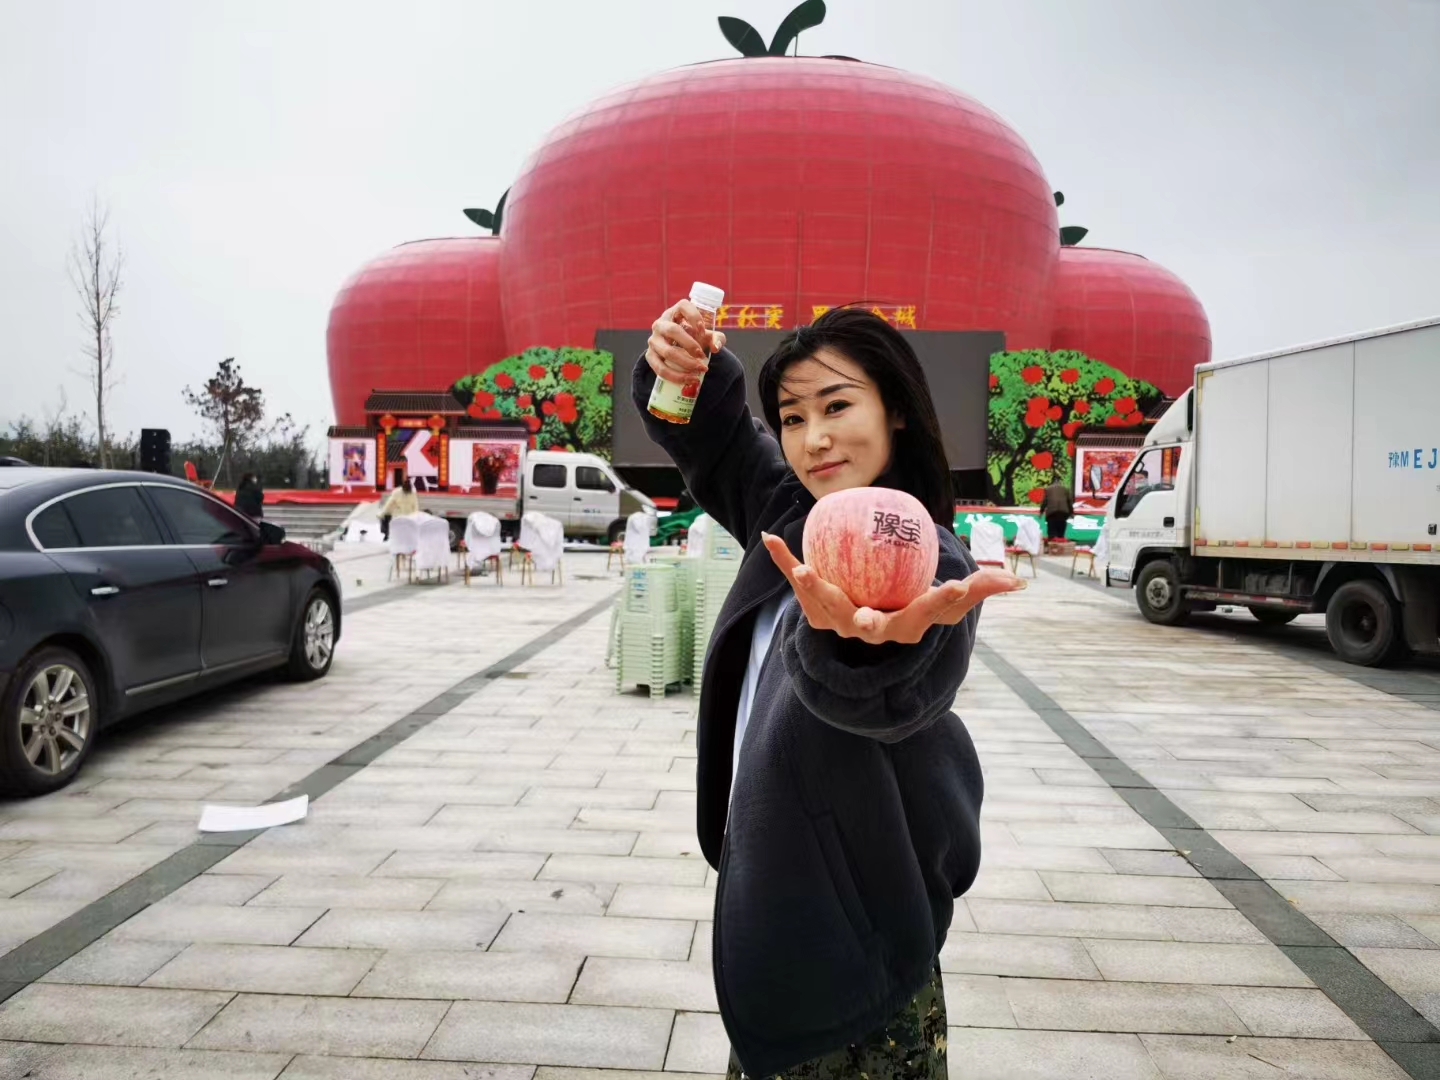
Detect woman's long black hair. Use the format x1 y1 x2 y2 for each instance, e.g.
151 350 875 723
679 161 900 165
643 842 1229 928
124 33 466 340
757 306 956 531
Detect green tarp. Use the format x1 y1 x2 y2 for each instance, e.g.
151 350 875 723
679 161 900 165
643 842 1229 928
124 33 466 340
659 506 1104 545
954 510 1104 544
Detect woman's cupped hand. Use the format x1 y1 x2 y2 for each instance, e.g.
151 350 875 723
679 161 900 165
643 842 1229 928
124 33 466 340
762 532 1026 646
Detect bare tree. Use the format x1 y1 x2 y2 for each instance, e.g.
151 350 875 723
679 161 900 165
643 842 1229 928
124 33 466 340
68 199 123 468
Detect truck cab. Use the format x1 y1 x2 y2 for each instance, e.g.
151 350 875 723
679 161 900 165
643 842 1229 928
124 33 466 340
1105 390 1194 602
523 451 657 543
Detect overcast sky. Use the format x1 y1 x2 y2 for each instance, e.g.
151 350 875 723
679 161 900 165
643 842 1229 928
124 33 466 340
2 0 1436 443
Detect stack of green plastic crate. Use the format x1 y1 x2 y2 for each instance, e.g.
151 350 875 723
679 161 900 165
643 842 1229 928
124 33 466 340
692 522 744 687
645 549 696 679
616 563 684 700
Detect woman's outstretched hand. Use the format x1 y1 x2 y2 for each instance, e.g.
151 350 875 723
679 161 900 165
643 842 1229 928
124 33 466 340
646 299 728 386
762 532 1026 646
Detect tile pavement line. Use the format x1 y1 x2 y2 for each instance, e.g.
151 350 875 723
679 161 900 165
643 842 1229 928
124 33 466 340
973 638 1440 1079
0 592 619 1007
345 575 461 614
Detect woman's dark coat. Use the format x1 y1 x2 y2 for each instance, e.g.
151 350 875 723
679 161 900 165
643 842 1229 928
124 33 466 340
634 349 984 1078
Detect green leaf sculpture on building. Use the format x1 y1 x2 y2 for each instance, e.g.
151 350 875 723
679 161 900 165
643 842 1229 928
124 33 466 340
720 0 827 57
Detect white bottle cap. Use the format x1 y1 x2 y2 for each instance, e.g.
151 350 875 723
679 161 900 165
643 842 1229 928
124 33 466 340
689 282 725 310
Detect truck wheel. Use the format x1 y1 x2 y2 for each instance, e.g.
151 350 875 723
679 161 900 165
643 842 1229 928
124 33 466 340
1136 561 1190 626
1250 607 1299 627
607 519 626 545
1325 580 1401 666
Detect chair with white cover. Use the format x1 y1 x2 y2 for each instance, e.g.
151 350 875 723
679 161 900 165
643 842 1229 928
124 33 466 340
388 513 422 581
464 511 504 586
411 514 452 584
1074 526 1109 580
518 512 565 585
968 516 1008 569
1007 516 1041 578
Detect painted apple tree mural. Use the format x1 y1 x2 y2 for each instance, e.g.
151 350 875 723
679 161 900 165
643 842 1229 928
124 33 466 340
988 349 1161 506
451 347 614 458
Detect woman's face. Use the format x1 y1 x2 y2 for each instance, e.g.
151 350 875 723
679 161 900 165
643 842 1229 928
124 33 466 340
776 347 901 501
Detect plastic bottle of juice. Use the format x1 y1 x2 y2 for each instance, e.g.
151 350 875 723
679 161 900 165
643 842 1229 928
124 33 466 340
648 282 725 424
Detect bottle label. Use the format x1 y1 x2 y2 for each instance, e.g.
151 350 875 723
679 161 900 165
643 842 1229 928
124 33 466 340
648 304 717 423
648 372 702 422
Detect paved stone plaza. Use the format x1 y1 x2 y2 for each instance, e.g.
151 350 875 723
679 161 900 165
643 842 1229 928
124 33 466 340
1 548 1438 1079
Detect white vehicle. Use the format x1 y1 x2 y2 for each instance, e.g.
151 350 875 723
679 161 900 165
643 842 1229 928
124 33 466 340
1103 316 1440 666
419 451 657 543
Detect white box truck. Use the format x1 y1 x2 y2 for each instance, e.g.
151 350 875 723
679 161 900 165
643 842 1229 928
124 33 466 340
1104 316 1440 666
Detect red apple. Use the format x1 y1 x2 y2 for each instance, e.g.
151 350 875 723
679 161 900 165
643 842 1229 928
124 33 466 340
802 488 940 612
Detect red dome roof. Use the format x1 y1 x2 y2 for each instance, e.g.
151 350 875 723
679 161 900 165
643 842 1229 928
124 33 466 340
1049 247 1210 397
327 238 507 424
500 58 1058 353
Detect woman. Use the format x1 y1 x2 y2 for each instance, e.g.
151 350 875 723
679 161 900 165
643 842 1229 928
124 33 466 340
234 472 264 520
637 302 1023 1080
379 478 418 540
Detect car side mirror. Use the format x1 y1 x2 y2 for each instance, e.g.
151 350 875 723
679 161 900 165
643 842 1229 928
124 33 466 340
258 521 286 545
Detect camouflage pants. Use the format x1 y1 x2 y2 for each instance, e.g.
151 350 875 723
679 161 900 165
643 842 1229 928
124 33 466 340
725 963 947 1080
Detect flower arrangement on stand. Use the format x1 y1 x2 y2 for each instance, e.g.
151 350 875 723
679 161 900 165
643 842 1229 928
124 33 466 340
474 448 513 495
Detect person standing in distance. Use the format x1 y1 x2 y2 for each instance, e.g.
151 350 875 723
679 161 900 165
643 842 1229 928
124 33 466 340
379 478 418 540
1040 477 1074 543
234 472 264 520
637 300 1023 1080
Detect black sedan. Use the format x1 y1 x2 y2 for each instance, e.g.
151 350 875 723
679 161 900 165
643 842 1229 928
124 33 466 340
0 469 342 796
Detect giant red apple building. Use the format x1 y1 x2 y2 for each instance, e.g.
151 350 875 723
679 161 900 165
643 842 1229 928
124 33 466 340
1049 246 1211 397
325 13 1209 427
328 238 506 426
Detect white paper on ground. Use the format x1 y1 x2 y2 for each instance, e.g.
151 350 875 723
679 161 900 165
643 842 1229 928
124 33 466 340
198 794 309 832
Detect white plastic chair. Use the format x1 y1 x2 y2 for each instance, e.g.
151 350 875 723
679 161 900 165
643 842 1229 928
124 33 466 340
686 513 712 558
967 516 1008 569
413 515 452 583
518 512 565 584
624 510 651 568
388 513 422 581
464 511 504 585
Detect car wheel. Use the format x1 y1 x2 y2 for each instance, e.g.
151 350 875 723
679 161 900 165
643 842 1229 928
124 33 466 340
607 519 626 545
288 589 336 681
0 647 98 796
1136 560 1191 626
1250 606 1300 627
1325 580 1400 666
